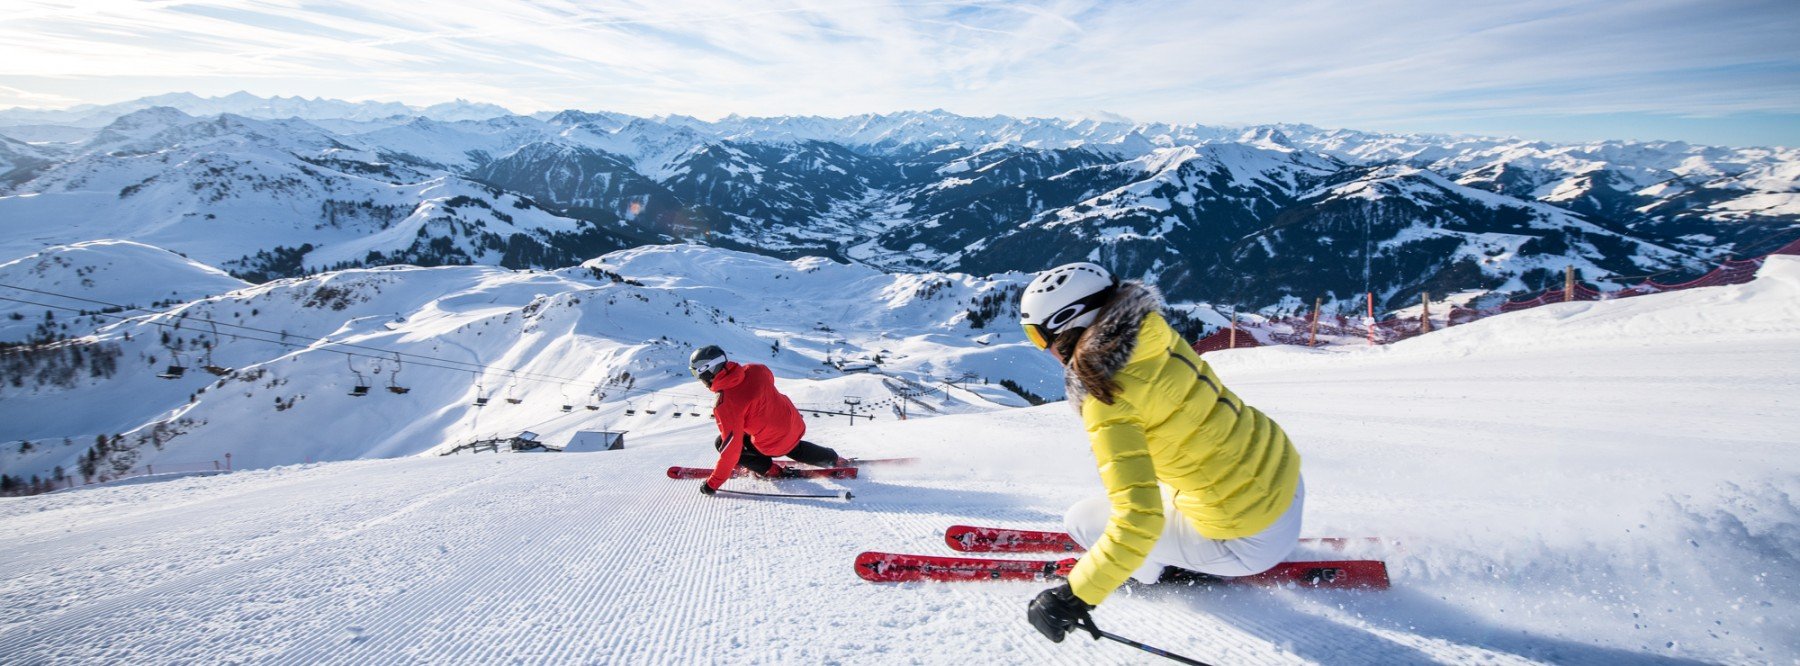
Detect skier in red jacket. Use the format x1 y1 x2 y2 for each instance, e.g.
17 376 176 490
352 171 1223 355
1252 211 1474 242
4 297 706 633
690 345 846 494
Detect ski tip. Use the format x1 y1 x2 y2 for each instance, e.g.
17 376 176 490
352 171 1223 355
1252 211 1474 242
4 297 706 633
943 525 973 551
663 466 682 479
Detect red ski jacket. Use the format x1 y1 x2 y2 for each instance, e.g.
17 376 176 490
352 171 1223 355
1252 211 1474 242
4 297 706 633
705 362 807 489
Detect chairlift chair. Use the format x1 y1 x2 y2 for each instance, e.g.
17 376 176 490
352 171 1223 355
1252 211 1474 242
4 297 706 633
158 351 188 379
347 357 370 397
474 382 491 407
505 380 522 405
200 322 233 376
158 360 188 380
387 354 410 394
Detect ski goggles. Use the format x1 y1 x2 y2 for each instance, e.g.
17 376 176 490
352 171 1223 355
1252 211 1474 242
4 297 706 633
1021 284 1117 351
690 356 725 378
1022 323 1053 350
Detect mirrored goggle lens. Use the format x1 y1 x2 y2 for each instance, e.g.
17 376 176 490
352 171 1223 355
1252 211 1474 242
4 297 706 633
1022 324 1050 350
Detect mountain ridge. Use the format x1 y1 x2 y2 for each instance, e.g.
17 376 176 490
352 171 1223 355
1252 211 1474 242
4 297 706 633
3 92 1796 313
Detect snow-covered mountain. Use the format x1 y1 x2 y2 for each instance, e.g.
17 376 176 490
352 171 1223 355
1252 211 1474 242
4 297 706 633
0 244 1048 481
3 93 1796 313
0 91 515 127
0 133 55 188
0 110 648 280
0 240 249 344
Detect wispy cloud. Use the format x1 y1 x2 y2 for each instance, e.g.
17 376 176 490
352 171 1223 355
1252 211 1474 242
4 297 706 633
0 0 1796 141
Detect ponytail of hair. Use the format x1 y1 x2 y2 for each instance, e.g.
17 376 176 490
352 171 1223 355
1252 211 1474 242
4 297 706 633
1054 299 1124 406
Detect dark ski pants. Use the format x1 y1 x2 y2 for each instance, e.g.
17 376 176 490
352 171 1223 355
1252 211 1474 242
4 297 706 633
726 435 841 475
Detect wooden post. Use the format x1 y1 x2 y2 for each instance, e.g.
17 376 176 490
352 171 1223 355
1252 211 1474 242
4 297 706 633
1309 297 1321 347
1366 292 1376 345
1564 265 1575 301
1420 292 1433 333
1228 312 1238 349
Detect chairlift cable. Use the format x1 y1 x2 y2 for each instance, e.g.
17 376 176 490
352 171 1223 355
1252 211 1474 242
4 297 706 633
0 283 710 402
0 291 708 402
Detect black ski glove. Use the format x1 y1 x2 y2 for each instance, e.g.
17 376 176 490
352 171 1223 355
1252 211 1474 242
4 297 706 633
713 435 726 452
699 482 716 496
1027 583 1099 643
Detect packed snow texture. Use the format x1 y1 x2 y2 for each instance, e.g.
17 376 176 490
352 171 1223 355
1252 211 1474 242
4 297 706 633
1 257 1795 664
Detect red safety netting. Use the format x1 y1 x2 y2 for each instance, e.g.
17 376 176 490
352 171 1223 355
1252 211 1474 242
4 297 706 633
1192 328 1261 354
1194 241 1795 355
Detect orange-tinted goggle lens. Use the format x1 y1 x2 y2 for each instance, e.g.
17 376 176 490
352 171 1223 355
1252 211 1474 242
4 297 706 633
1022 323 1050 350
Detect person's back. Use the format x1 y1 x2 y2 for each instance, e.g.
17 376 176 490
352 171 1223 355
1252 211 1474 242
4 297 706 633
687 346 847 494
1016 262 1306 644
709 361 805 455
1070 298 1300 540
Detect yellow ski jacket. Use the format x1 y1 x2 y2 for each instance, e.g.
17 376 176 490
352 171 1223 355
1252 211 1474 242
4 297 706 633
1063 285 1301 605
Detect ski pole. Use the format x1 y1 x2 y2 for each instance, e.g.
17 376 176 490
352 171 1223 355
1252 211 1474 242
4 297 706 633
717 488 853 501
1078 616 1212 666
1095 630 1211 666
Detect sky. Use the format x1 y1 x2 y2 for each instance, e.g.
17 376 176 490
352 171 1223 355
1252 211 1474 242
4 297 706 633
1 0 1798 146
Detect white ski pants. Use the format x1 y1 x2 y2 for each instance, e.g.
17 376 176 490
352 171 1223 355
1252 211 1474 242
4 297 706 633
1064 476 1304 582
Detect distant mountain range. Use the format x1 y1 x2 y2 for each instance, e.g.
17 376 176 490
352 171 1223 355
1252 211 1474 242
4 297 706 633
3 92 1796 312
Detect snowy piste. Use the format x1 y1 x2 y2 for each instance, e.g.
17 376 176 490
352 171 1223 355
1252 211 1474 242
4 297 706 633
2 259 1798 663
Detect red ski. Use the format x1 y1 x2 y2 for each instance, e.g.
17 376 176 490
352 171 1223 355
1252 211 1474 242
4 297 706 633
944 525 1083 552
778 457 919 468
665 465 858 480
944 525 1391 554
854 551 1390 590
856 551 1077 583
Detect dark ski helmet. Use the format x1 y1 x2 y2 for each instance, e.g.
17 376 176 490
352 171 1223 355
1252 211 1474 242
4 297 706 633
1019 263 1117 350
689 345 727 385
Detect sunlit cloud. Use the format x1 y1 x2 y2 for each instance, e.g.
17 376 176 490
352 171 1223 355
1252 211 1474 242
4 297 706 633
0 0 1795 142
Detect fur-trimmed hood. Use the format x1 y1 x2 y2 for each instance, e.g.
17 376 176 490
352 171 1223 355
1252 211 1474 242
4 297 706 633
1064 280 1164 409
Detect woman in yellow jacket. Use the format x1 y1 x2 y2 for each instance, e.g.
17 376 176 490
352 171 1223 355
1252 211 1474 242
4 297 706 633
1019 262 1305 644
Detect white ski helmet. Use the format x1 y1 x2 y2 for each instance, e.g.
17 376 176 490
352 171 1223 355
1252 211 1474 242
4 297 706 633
689 345 727 384
1019 262 1118 349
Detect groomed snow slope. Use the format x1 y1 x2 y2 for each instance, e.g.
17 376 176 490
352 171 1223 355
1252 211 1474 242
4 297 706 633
1 259 1796 664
